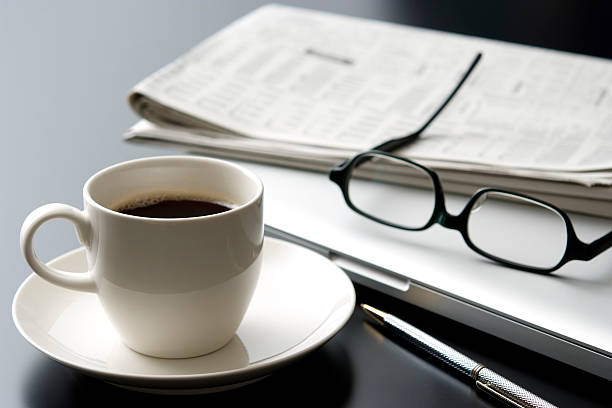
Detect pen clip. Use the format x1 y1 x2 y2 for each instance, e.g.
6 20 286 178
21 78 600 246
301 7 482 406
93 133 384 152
476 380 525 408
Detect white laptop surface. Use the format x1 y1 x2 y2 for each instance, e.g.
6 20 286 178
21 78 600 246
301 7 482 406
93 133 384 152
237 159 612 380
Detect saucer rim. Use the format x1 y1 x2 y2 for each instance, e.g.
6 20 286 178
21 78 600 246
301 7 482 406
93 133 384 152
12 237 356 386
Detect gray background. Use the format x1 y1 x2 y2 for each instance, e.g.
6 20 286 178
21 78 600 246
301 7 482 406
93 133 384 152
2 1 612 407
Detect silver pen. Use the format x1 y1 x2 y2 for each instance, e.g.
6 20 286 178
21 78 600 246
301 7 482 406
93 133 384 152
361 304 558 408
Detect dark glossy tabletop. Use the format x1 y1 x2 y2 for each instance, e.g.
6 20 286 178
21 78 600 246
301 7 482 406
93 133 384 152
2 1 612 407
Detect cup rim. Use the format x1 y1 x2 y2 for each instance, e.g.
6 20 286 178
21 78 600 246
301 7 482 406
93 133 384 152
82 155 263 222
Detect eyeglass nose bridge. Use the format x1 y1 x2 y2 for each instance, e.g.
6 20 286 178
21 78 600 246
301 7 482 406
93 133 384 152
329 160 351 187
435 208 466 232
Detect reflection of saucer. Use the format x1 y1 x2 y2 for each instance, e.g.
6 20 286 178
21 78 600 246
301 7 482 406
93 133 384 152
13 237 355 394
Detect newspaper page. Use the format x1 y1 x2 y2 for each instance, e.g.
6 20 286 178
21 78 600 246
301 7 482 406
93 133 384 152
129 5 612 174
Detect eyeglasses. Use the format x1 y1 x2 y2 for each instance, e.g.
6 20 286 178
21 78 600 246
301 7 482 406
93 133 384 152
329 53 612 273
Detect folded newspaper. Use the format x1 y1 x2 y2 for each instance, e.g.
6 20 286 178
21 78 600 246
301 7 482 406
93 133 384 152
126 4 612 217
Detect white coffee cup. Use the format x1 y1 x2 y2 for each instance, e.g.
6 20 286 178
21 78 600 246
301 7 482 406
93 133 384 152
20 156 263 358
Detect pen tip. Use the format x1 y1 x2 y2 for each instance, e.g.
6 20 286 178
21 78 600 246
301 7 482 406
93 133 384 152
360 304 387 325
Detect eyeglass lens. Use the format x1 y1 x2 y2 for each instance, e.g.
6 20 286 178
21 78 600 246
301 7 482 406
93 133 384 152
467 192 568 269
347 153 436 229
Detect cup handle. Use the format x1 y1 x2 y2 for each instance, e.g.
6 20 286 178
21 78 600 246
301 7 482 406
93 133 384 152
20 203 97 293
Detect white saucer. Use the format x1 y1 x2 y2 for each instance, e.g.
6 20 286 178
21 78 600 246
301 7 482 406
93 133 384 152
13 237 355 394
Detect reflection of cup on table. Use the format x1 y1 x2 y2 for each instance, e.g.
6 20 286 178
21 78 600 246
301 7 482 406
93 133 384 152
20 156 264 358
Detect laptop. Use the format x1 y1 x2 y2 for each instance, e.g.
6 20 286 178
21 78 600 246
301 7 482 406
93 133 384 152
238 159 612 380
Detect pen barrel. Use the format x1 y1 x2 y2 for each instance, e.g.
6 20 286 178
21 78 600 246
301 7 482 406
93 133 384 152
386 315 478 378
476 367 558 408
385 315 558 408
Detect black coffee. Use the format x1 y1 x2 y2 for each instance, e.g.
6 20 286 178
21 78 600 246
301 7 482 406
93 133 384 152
116 197 232 218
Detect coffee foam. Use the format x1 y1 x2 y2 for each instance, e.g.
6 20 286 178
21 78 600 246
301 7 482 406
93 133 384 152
112 192 235 212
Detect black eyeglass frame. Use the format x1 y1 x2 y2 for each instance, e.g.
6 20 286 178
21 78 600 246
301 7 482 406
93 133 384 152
330 151 612 274
328 52 612 273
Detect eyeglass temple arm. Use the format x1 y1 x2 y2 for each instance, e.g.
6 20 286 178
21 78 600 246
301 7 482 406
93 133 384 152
330 52 482 175
371 52 482 153
581 230 612 261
